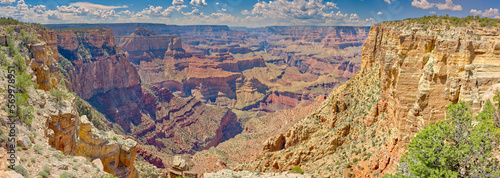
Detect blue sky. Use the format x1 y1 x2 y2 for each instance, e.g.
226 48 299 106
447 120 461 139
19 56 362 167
0 0 499 27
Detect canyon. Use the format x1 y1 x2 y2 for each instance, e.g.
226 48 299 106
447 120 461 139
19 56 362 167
39 23 370 175
238 17 500 177
4 16 497 178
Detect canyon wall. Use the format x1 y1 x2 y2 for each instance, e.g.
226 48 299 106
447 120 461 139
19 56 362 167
240 20 500 177
119 27 187 64
363 22 500 139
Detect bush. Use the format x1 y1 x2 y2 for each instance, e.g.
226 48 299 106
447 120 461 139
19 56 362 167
388 101 500 177
60 172 76 178
13 165 28 178
39 171 49 178
0 52 7 66
43 166 51 174
50 88 68 106
7 39 18 56
291 166 304 174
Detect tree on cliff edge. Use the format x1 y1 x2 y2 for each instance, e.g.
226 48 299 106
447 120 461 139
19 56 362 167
388 100 500 178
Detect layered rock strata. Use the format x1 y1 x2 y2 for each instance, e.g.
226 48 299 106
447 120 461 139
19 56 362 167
240 20 500 177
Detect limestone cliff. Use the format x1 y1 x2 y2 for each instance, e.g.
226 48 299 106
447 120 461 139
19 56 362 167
240 18 500 177
119 27 187 64
56 28 141 100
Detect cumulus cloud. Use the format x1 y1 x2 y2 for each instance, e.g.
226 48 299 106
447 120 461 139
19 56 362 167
384 0 394 4
411 0 434 9
412 0 462 11
119 10 133 16
190 0 207 7
32 5 46 14
0 0 15 5
47 10 62 20
240 0 373 26
173 0 184 6
377 11 383 15
435 0 462 11
470 8 499 17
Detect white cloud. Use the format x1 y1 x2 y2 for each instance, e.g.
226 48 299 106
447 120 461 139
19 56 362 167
470 9 482 15
68 2 127 10
239 0 373 26
429 11 436 14
0 0 15 5
119 10 133 16
325 2 338 9
47 10 62 20
173 0 184 5
411 0 434 9
482 8 499 17
412 0 462 11
182 8 201 16
32 5 45 14
138 5 172 17
435 0 462 11
470 8 499 17
377 11 383 15
384 0 394 4
190 0 207 7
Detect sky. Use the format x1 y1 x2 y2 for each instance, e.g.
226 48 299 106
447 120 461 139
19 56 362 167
0 0 499 27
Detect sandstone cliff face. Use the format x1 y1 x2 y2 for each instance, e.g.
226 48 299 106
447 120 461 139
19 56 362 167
29 29 61 91
119 27 186 64
241 21 500 177
363 23 500 139
56 28 140 100
56 28 143 132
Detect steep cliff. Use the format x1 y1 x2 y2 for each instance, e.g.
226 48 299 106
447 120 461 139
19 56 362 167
119 27 187 64
240 17 500 177
56 28 141 100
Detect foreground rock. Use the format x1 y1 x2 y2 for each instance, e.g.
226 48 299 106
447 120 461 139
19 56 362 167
45 96 138 178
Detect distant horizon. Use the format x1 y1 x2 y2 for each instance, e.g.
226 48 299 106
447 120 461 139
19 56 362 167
0 0 498 27
42 22 372 28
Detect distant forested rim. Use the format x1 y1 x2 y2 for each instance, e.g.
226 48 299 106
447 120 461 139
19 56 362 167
389 15 500 28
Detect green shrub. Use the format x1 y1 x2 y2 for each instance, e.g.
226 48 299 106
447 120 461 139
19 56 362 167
43 166 51 174
291 166 304 174
7 39 17 56
39 171 49 178
13 165 28 178
50 88 68 106
388 101 500 177
60 172 76 178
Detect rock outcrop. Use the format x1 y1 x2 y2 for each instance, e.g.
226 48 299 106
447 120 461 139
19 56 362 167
44 96 138 178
